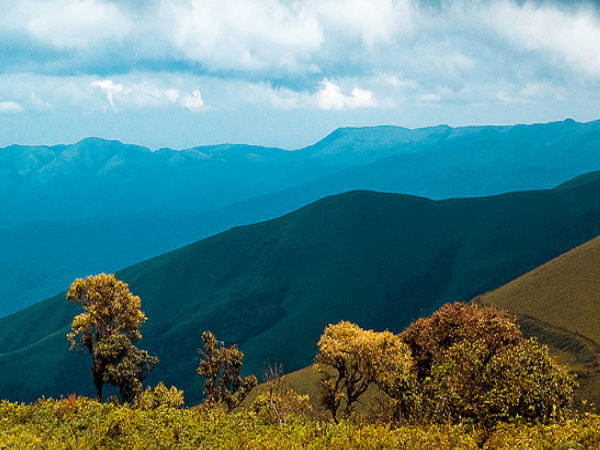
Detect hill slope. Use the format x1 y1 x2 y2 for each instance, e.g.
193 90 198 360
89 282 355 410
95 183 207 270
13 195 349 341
262 236 600 411
2 172 600 403
474 236 600 406
3 119 600 315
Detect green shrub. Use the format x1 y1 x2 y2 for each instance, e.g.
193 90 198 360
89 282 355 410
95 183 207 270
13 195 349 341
252 389 311 424
134 382 185 410
401 302 576 424
1 397 600 449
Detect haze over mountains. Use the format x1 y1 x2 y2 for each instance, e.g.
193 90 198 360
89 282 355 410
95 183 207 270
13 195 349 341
2 169 600 403
2 119 600 316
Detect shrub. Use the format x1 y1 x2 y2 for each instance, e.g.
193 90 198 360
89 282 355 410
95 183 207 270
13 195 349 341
134 382 185 410
401 302 576 424
252 389 311 424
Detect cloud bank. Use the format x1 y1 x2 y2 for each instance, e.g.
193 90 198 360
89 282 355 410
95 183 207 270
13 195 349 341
0 0 599 147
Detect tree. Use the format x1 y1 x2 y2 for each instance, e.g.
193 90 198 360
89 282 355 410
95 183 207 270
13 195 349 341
66 273 149 400
400 302 575 424
94 334 158 403
314 321 415 422
197 330 257 411
400 302 523 381
480 338 575 422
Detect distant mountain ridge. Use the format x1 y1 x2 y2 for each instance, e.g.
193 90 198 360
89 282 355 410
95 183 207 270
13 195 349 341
1 170 600 403
2 118 600 315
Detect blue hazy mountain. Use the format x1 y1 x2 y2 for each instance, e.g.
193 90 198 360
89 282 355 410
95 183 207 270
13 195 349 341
2 170 600 403
1 118 600 315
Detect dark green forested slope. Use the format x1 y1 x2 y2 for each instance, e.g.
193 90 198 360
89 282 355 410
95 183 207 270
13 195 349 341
3 119 600 316
2 171 600 403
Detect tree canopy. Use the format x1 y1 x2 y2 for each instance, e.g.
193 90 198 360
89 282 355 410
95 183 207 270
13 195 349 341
66 273 156 401
197 330 257 411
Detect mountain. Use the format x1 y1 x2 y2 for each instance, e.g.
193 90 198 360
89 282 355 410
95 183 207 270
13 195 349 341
251 234 600 412
474 235 600 406
2 119 600 316
2 170 600 403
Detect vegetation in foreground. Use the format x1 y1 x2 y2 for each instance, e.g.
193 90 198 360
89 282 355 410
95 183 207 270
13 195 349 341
1 273 594 449
1 397 600 450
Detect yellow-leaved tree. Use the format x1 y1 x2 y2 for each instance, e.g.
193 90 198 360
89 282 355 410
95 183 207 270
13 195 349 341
66 273 157 401
314 321 415 422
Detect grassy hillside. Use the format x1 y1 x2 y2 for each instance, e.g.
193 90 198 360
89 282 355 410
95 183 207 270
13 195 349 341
474 236 600 406
2 171 600 403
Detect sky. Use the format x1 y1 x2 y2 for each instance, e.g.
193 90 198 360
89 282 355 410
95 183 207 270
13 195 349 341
1 0 600 149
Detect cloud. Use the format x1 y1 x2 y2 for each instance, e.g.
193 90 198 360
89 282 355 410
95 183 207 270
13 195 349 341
312 80 376 110
14 0 132 49
1 0 600 142
180 90 205 111
484 1 600 77
91 79 128 107
0 101 22 112
159 0 323 73
2 0 600 85
242 79 377 110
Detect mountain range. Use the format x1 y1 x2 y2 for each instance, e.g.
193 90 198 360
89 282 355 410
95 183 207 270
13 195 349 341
2 169 600 403
2 118 600 316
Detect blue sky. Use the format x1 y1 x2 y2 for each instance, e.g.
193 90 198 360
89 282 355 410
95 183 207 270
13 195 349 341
1 0 600 149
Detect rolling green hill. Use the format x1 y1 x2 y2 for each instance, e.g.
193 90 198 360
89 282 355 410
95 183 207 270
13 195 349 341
474 235 600 406
251 236 600 412
2 171 600 404
4 118 600 316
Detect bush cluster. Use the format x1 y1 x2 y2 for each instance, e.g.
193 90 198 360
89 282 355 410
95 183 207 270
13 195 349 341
314 302 576 426
1 397 600 449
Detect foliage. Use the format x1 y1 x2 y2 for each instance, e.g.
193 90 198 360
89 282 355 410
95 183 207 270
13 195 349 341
94 334 158 403
400 302 523 381
314 321 415 421
252 389 311 425
251 363 311 424
400 302 576 424
197 330 257 411
134 382 185 410
481 338 576 422
3 396 600 449
66 273 152 401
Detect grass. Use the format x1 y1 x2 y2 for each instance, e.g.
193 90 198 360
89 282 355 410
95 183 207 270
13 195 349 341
474 235 600 408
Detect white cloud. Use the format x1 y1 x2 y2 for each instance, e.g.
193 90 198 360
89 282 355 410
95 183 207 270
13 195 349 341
158 0 324 72
314 0 414 46
165 89 180 103
89 78 207 111
484 1 600 78
18 0 132 49
313 80 376 110
3 0 600 84
0 101 23 112
2 0 600 128
91 79 128 107
180 90 205 111
243 79 377 110
419 93 441 103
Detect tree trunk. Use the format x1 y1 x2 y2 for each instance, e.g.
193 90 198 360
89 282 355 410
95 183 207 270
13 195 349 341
93 365 104 401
